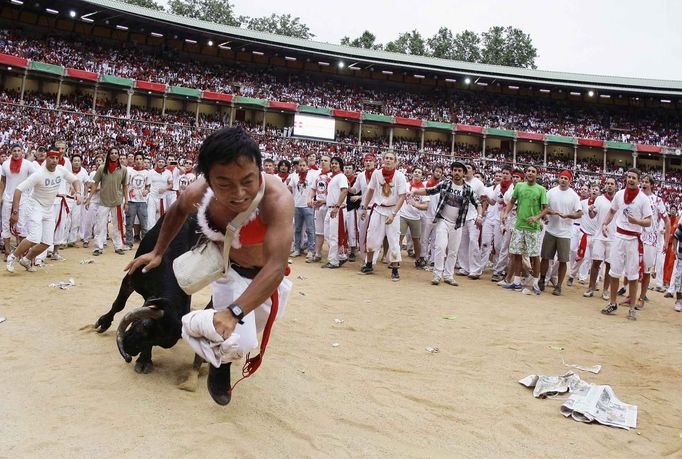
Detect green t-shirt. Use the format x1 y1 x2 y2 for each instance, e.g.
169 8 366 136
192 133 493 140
93 165 128 208
512 182 548 232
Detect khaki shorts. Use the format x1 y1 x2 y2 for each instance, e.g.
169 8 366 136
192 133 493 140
400 216 421 239
541 232 571 263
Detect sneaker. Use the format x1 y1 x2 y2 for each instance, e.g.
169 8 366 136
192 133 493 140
305 252 314 263
468 274 480 280
627 309 637 321
457 270 469 276
634 299 645 311
566 277 574 287
655 286 666 293
115 249 125 255
407 249 415 258
82 241 89 248
503 283 523 291
538 278 546 292
311 255 322 263
381 256 388 264
6 254 16 273
617 287 626 296
601 292 610 301
490 274 501 282
522 286 541 295
93 249 103 256
415 258 427 269
549 277 558 288
583 289 594 297
444 278 458 286
19 257 31 270
289 250 300 257
674 301 682 312
391 268 400 282
348 252 356 262
431 275 441 285
664 291 673 298
360 263 374 274
601 303 618 315
497 279 511 287
321 262 340 269
50 253 65 261
552 286 562 296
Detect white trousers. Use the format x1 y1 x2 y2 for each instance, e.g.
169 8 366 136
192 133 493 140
53 197 76 246
570 234 595 280
210 268 292 361
2 200 28 239
95 205 124 251
146 196 165 231
81 202 99 242
324 209 347 265
480 218 503 275
420 219 437 263
458 219 482 275
68 202 83 243
366 209 402 264
344 208 359 249
654 243 666 288
433 219 463 279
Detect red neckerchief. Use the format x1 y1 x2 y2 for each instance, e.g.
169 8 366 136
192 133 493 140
364 168 375 182
9 157 22 174
36 159 45 165
166 165 176 172
499 179 512 195
298 171 308 184
587 196 596 206
410 180 424 190
72 166 82 174
426 177 439 188
603 192 614 202
154 166 165 174
624 187 639 205
331 170 342 178
277 171 289 182
108 162 120 173
185 167 193 174
58 157 66 166
309 164 319 171
347 174 357 186
133 165 145 171
381 167 396 184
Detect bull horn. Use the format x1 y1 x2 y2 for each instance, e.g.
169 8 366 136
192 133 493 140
116 306 164 363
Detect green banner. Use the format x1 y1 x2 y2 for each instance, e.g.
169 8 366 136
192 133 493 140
361 112 394 124
486 127 515 138
545 134 575 145
606 141 635 151
168 86 201 98
425 121 453 131
28 61 64 76
99 74 134 88
298 105 332 116
233 96 268 108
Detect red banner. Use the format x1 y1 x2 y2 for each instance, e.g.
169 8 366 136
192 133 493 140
332 109 361 120
517 131 544 141
268 101 298 111
0 53 28 68
66 68 98 81
456 124 484 134
135 80 167 93
636 144 662 154
201 91 233 103
578 138 604 148
394 117 423 127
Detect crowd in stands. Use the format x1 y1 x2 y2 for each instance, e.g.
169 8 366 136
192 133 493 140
1 28 680 147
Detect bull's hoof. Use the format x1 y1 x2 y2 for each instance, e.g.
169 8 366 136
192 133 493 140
207 363 231 406
178 370 199 392
134 359 154 374
94 316 113 333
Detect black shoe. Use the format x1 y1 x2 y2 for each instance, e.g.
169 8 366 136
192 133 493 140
617 287 626 296
391 267 400 282
552 286 562 296
601 303 618 315
207 363 232 406
360 263 374 274
348 252 356 262
538 277 546 292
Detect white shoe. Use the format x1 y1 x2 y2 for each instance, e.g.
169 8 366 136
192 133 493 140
290 250 300 257
431 275 441 285
497 279 510 287
583 289 594 298
675 302 682 312
601 292 610 301
50 253 65 261
444 278 458 286
19 257 32 271
6 254 16 273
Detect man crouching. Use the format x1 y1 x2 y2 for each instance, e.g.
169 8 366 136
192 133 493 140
126 126 294 405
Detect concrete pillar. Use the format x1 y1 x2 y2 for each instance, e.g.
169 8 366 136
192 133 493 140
420 128 425 151
358 120 362 148
543 141 548 167
603 148 607 173
161 94 167 116
92 83 98 113
662 155 666 182
632 151 638 168
573 144 578 170
512 138 517 165
229 103 235 126
389 127 394 149
195 99 200 126
451 132 455 155
126 88 133 118
481 134 487 158
262 108 267 131
56 77 63 108
19 68 28 105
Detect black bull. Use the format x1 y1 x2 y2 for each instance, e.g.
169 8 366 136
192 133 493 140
94 214 208 374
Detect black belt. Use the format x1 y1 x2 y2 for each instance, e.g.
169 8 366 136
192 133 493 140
230 262 261 279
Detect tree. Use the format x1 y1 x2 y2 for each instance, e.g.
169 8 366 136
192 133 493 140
426 27 455 59
480 26 537 69
340 31 383 50
167 0 241 27
244 14 314 39
452 30 481 63
121 0 164 10
385 30 426 56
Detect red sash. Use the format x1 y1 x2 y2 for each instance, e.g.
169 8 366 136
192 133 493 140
337 208 348 251
575 229 589 262
159 197 165 216
54 196 71 232
617 227 644 281
117 205 127 246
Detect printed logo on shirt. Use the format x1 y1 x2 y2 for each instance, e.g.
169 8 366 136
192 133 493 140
45 176 62 187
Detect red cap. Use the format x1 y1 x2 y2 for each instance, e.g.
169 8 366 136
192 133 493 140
363 153 376 162
559 170 573 180
46 150 61 158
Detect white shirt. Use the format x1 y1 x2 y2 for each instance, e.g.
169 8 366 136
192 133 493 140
465 176 485 221
149 169 172 199
56 157 72 195
641 193 667 247
72 168 90 195
482 185 499 223
87 170 101 205
578 198 599 236
400 182 430 221
312 170 330 204
325 172 349 208
17 165 78 208
127 167 151 203
288 172 314 208
368 169 407 217
441 183 464 223
1 158 35 201
545 186 581 238
592 194 615 241
354 169 377 208
610 189 653 240
168 166 182 191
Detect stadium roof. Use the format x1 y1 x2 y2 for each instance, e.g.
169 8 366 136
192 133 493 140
31 0 682 97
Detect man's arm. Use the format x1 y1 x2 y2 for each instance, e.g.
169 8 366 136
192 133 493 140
0 176 6 205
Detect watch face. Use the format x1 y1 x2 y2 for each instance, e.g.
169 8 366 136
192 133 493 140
231 305 243 316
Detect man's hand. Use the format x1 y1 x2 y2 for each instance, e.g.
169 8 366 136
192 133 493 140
526 215 538 225
626 214 641 226
85 197 91 210
9 212 18 228
330 207 338 219
475 215 483 228
125 251 163 275
124 202 129 212
213 310 239 340
602 224 609 238
361 209 367 221
386 214 395 225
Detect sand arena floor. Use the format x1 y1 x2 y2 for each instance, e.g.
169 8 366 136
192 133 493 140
2 246 682 458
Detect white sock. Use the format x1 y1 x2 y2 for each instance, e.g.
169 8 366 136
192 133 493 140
532 277 539 288
513 276 521 285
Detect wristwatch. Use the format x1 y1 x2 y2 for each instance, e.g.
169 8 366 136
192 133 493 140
227 303 245 324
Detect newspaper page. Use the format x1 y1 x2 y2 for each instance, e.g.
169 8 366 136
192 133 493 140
560 385 638 430
518 372 591 398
